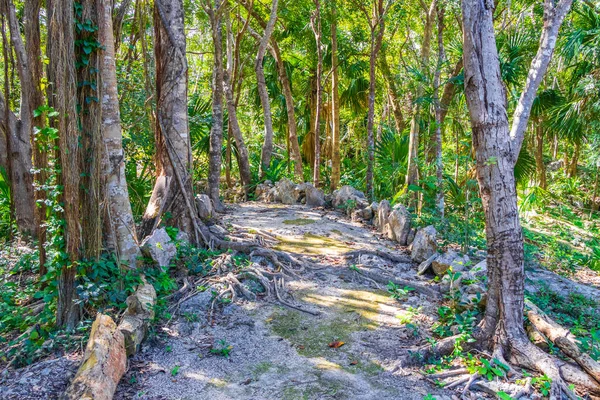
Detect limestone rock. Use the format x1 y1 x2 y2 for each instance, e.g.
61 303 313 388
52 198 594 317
195 194 213 220
376 200 391 232
62 314 126 400
255 183 273 202
407 228 416 246
410 225 437 263
387 204 412 245
432 251 470 277
470 259 487 278
332 185 367 213
180 290 214 314
118 279 156 356
274 178 296 205
141 228 176 268
305 184 325 207
293 182 309 203
208 224 228 237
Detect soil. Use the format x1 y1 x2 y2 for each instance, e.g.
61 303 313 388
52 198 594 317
2 202 599 400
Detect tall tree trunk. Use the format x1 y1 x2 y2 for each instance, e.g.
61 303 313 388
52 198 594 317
592 165 599 217
462 0 574 395
141 0 199 243
330 0 341 191
535 121 546 189
379 48 405 134
432 4 445 218
4 0 37 238
98 0 141 268
311 0 322 187
405 0 436 190
207 0 225 211
48 0 82 329
24 0 48 274
238 0 303 181
223 3 252 196
256 0 279 177
567 140 579 178
77 0 103 261
365 0 386 200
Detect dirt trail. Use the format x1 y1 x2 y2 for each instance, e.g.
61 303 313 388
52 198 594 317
114 202 451 400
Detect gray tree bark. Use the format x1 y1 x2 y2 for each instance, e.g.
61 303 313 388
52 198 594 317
432 3 445 218
206 0 225 212
141 0 200 244
330 0 341 191
98 0 141 268
310 0 322 188
462 0 574 396
256 0 279 177
3 0 37 237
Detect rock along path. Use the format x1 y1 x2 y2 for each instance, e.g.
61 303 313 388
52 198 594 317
115 202 451 400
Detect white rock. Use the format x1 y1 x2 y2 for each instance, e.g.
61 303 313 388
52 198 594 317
274 178 296 205
305 184 325 207
410 225 437 263
387 204 412 245
195 194 213 220
141 228 177 268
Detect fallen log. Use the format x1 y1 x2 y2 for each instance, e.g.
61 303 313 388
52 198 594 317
525 299 600 385
118 278 157 356
61 314 127 400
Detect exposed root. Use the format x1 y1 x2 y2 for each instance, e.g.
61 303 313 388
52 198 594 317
345 249 412 264
348 265 441 298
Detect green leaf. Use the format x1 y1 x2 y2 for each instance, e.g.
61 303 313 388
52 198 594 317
497 392 513 400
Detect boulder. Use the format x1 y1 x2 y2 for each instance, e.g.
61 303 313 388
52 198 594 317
387 204 412 245
195 194 213 220
407 228 416 246
180 290 214 314
62 314 127 400
305 184 325 207
255 183 272 202
432 250 470 277
410 225 437 263
274 178 296 205
470 259 487 278
141 228 177 268
293 182 309 203
352 206 374 222
118 279 156 356
332 185 367 213
376 200 391 232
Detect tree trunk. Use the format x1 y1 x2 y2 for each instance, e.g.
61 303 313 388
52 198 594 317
141 0 199 243
432 4 445 218
406 0 436 190
48 0 82 329
567 140 579 178
379 48 405 134
256 0 279 177
462 0 574 395
98 0 141 268
535 121 546 189
24 0 48 274
207 0 225 211
330 0 341 191
4 0 37 238
311 1 322 188
223 10 251 196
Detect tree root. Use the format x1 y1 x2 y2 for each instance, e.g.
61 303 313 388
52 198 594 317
345 249 412 264
348 265 441 298
525 299 600 385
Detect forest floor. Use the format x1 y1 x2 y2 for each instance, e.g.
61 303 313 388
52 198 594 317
1 202 599 400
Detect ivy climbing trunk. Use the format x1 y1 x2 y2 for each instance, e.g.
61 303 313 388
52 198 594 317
98 0 141 268
48 0 82 329
141 0 199 243
256 0 279 177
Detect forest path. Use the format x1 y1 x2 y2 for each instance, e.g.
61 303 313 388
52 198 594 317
115 202 451 400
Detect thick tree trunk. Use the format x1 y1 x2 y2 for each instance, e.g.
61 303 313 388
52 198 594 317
48 0 82 329
4 0 37 238
141 0 198 243
98 0 141 268
567 140 579 178
462 0 574 396
256 0 279 177
535 122 546 189
311 1 322 188
432 4 445 218
207 0 225 211
330 0 341 191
